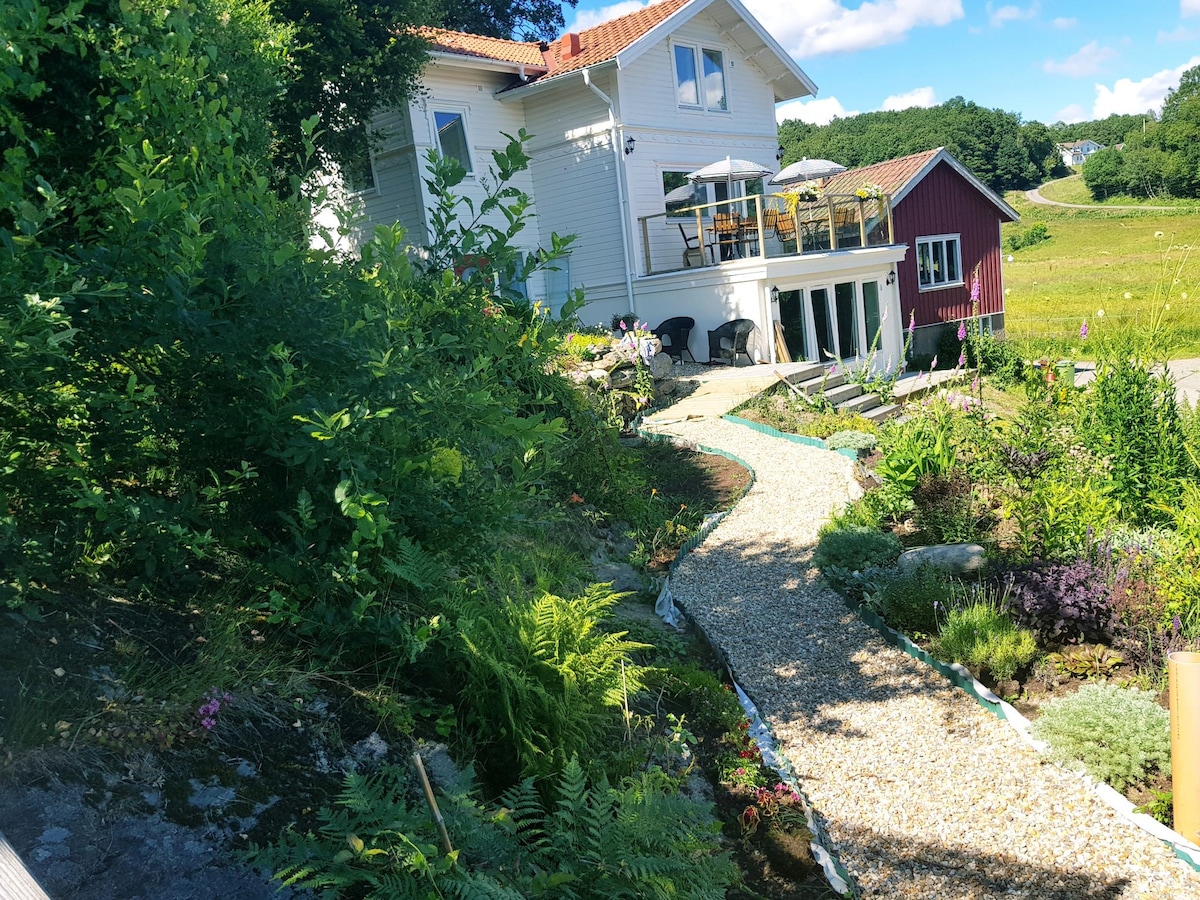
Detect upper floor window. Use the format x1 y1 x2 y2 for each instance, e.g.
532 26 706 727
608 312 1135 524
344 125 377 194
674 44 727 111
434 110 473 174
916 235 962 290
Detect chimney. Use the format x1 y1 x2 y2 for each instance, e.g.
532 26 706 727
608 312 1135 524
561 32 581 61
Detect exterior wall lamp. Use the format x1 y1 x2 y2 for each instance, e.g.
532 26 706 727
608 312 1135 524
624 135 636 155
886 270 897 285
770 285 780 303
776 145 785 161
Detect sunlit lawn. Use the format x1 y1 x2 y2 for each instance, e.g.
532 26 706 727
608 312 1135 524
1035 174 1199 208
1000 191 1200 357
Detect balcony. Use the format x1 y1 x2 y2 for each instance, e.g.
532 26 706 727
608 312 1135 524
637 191 895 277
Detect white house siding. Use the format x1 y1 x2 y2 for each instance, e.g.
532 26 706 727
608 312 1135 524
615 15 784 277
358 105 427 246
632 246 907 364
520 73 631 320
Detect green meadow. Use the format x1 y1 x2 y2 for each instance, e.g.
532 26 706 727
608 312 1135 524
1000 189 1200 357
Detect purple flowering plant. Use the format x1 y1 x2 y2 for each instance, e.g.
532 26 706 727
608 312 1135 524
197 687 233 731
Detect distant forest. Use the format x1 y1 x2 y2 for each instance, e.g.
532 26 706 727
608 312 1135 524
778 69 1199 201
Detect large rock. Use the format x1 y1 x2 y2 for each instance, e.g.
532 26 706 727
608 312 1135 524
898 543 987 575
649 351 674 378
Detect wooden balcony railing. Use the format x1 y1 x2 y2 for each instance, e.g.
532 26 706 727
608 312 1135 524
637 191 894 276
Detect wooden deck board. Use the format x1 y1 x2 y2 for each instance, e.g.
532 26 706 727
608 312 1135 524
0 830 53 900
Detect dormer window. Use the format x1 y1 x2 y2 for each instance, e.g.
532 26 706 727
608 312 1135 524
674 44 727 112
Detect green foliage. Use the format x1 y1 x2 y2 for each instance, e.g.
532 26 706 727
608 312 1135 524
911 468 984 544
1047 645 1124 678
1004 222 1050 253
812 526 902 595
932 597 1039 681
502 757 736 899
1078 342 1195 525
973 332 1027 388
428 585 648 781
873 400 966 511
1031 682 1171 790
824 429 878 453
251 757 735 899
648 665 745 736
865 564 957 636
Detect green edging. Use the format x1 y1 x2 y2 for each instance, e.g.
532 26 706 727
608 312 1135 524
722 414 859 460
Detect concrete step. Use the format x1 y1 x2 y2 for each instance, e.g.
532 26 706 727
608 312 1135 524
778 363 826 385
837 391 882 415
862 402 901 422
796 371 844 395
822 382 864 406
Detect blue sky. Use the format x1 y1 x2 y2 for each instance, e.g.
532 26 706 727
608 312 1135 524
564 0 1200 126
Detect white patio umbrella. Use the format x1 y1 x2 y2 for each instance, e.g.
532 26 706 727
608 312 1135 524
769 157 846 186
687 156 775 194
664 183 702 204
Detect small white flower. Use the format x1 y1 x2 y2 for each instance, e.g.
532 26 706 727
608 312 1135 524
1004 288 1011 295
1007 254 1014 262
1097 308 1105 318
1165 303 1171 311
1183 292 1189 300
1123 292 1132 300
1155 231 1164 238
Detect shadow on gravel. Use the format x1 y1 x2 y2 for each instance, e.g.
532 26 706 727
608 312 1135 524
680 531 948 737
830 821 1129 899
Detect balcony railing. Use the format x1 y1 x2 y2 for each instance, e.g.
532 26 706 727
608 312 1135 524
637 191 894 276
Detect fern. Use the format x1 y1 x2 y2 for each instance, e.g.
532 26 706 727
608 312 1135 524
437 585 649 779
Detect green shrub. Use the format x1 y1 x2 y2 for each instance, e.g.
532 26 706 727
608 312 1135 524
911 468 983 544
825 430 878 453
812 526 902 596
972 332 1027 388
1004 222 1050 253
932 599 1039 681
648 665 745 736
868 565 957 636
1031 682 1171 790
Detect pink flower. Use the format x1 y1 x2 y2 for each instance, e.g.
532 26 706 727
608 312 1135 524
958 352 966 367
957 321 967 342
1080 320 1089 339
930 355 938 369
619 320 627 331
970 277 981 305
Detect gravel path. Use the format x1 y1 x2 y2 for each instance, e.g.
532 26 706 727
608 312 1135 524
646 416 1200 900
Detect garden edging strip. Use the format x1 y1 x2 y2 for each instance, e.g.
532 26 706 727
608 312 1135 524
853 592 1200 872
636 422 860 898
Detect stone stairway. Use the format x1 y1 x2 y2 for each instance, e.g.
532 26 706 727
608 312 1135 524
778 363 901 423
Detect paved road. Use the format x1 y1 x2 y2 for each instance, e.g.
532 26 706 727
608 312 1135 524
1025 177 1186 211
1073 357 1200 407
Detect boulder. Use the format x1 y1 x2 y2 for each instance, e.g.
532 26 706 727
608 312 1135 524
649 351 674 378
898 543 987 575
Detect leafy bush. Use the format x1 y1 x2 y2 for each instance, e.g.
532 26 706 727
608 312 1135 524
812 526 902 596
1004 560 1116 646
825 430 878 453
932 599 1039 680
1031 683 1171 790
911 469 982 544
648 665 745 736
1079 345 1195 525
867 564 957 636
972 332 1026 388
1004 222 1050 253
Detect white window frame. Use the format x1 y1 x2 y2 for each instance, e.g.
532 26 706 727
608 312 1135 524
672 42 729 113
915 234 964 291
430 105 475 176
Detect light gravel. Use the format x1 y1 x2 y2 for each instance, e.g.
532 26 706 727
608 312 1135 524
645 415 1200 900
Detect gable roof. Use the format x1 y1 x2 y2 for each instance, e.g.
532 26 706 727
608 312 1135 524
434 0 815 102
1056 139 1103 151
415 27 547 70
821 147 1019 222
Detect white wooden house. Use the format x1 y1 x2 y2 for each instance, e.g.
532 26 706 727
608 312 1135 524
1057 139 1105 167
338 0 909 366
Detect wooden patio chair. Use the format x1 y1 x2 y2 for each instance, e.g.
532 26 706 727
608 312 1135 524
709 212 742 262
773 213 797 247
652 316 696 362
707 318 755 365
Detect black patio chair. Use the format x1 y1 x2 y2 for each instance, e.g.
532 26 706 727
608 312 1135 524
707 318 755 366
652 316 696 362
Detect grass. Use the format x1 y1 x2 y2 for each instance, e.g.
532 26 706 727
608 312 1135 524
1000 192 1200 357
1035 174 1200 209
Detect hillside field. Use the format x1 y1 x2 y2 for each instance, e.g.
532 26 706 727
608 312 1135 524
1000 191 1200 356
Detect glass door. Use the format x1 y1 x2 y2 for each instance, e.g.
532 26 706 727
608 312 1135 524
777 289 809 361
834 281 860 360
809 287 835 361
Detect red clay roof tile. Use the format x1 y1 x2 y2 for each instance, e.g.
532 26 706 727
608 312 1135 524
819 148 942 197
414 26 546 68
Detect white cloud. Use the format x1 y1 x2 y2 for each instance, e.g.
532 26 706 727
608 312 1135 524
565 0 653 32
881 86 937 110
987 2 1038 28
1184 0 1200 18
1092 55 1200 117
1051 17 1077 29
1043 41 1117 77
1159 25 1200 42
776 96 860 126
1053 103 1088 123
746 0 963 58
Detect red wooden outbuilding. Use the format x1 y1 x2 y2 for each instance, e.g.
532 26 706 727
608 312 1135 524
822 148 1019 348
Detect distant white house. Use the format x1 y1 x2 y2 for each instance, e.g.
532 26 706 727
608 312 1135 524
334 0 911 367
1057 139 1105 167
